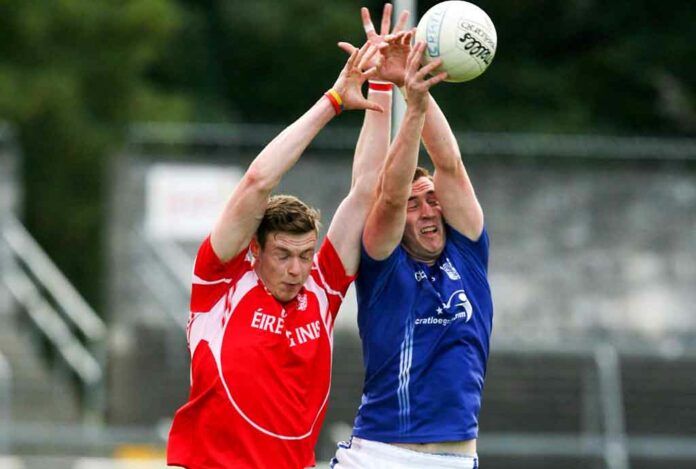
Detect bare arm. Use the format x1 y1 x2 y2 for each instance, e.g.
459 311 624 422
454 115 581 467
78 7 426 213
327 88 391 274
362 104 424 260
422 96 484 241
363 42 447 260
382 22 484 241
210 102 334 262
327 4 409 275
210 45 382 262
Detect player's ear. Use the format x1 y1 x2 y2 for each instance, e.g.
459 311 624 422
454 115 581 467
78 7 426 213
250 237 260 258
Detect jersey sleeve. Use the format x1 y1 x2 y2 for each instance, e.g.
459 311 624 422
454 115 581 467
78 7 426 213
314 237 356 295
313 238 356 317
446 225 490 271
355 242 402 308
190 236 250 314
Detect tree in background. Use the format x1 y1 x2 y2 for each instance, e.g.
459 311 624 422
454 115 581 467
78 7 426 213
151 0 695 134
428 0 696 134
0 0 186 309
151 0 375 124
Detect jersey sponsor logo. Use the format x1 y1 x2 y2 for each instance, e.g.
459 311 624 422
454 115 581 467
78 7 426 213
292 320 321 346
414 289 474 326
250 308 285 335
250 308 322 347
443 289 472 321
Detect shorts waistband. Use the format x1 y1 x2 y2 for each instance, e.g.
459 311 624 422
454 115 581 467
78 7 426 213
352 437 478 467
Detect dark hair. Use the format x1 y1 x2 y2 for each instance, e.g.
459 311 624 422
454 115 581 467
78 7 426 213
256 194 321 249
413 166 433 182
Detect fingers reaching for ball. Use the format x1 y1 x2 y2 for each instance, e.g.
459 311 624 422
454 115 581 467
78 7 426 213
332 42 384 114
403 41 447 112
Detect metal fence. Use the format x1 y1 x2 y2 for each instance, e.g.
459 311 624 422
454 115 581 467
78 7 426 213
0 214 107 423
0 124 107 425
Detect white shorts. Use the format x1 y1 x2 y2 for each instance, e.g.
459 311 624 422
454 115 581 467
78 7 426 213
330 437 479 469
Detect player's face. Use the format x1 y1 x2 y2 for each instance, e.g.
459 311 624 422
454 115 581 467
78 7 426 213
254 230 317 303
402 177 445 264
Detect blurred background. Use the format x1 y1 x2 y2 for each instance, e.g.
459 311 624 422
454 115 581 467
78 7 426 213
1 0 695 468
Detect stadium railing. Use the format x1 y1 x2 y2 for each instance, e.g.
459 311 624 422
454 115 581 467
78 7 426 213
0 214 106 423
480 342 630 469
132 231 191 332
476 341 696 469
127 122 696 162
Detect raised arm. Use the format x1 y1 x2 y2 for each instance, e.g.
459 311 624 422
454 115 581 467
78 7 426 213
422 96 484 240
210 44 382 262
378 21 484 242
327 4 410 275
362 42 447 260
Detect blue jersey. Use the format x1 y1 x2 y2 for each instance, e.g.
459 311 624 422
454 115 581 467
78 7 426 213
352 225 493 442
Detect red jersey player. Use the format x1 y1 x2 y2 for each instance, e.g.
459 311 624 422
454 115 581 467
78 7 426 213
167 42 393 468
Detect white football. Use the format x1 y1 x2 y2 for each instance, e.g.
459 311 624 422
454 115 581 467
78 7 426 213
415 1 497 83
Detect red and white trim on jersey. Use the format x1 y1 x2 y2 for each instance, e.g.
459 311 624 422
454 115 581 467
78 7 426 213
167 236 354 469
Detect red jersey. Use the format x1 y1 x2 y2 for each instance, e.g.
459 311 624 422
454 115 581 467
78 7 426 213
167 236 354 469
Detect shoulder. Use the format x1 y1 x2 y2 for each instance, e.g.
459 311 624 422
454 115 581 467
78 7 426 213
194 235 253 281
357 243 416 299
358 241 410 278
446 224 489 250
310 237 356 298
444 224 490 269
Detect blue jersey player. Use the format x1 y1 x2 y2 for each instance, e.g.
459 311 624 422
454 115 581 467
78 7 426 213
332 7 492 469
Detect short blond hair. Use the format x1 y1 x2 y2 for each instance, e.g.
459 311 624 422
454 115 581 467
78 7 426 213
256 195 321 249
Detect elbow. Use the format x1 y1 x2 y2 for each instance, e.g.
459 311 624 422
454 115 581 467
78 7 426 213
378 177 411 209
244 163 276 193
435 157 463 175
380 191 407 210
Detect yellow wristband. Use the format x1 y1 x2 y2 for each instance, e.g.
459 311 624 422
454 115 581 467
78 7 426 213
327 88 343 107
325 88 344 115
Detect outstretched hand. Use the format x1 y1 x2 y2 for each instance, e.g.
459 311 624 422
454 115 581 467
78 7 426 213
332 42 383 113
403 41 448 113
338 3 410 84
380 29 414 86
